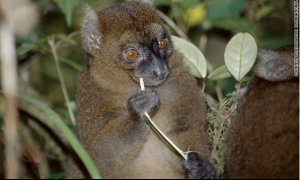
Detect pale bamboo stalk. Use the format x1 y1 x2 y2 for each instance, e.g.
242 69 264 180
139 78 188 160
0 18 20 179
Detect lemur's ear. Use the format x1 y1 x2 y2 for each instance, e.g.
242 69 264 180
81 5 104 55
255 48 295 81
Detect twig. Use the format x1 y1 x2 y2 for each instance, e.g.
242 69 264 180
203 94 218 113
237 80 241 96
55 30 81 48
215 84 224 101
201 77 206 92
210 111 232 162
47 36 76 126
34 164 43 179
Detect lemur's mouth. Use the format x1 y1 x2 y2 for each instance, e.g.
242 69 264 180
133 75 168 86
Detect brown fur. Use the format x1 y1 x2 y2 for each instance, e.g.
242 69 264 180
64 1 211 178
225 47 299 179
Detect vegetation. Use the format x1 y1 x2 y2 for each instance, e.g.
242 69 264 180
0 0 293 178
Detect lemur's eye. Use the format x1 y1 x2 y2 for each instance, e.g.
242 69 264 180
125 50 138 61
158 38 167 49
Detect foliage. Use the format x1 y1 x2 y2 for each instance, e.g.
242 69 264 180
206 92 239 178
224 32 257 81
177 31 257 177
53 0 80 27
16 92 101 179
171 35 207 78
207 65 231 81
0 0 293 179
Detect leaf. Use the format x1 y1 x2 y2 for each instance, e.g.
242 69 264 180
7 92 101 179
259 36 293 49
208 65 232 80
241 76 252 83
47 172 64 179
240 76 252 87
256 5 273 20
17 42 35 55
59 56 82 71
182 4 207 28
53 0 79 27
171 35 207 78
224 32 257 81
207 0 245 20
211 17 255 37
56 34 77 45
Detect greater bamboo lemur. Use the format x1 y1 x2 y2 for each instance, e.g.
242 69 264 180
225 46 299 179
64 0 215 179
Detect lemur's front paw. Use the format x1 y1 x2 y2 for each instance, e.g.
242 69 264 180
128 89 160 116
183 153 216 179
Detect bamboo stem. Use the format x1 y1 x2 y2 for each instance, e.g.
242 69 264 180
0 17 20 179
139 78 188 160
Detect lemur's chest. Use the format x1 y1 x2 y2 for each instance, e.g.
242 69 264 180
129 111 185 179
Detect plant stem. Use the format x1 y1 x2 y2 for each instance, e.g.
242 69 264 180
34 164 43 179
139 78 188 160
141 112 188 160
47 36 76 126
237 80 241 96
210 110 232 163
210 115 225 162
0 15 20 179
16 92 101 179
202 77 206 92
215 84 224 101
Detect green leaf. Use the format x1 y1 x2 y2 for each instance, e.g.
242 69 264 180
207 0 245 20
59 56 82 71
8 92 101 179
15 37 36 44
47 172 64 179
259 36 293 49
171 35 207 78
241 76 252 83
224 32 257 81
256 5 273 20
211 17 255 37
53 0 79 27
17 42 35 55
56 34 77 45
208 65 232 80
